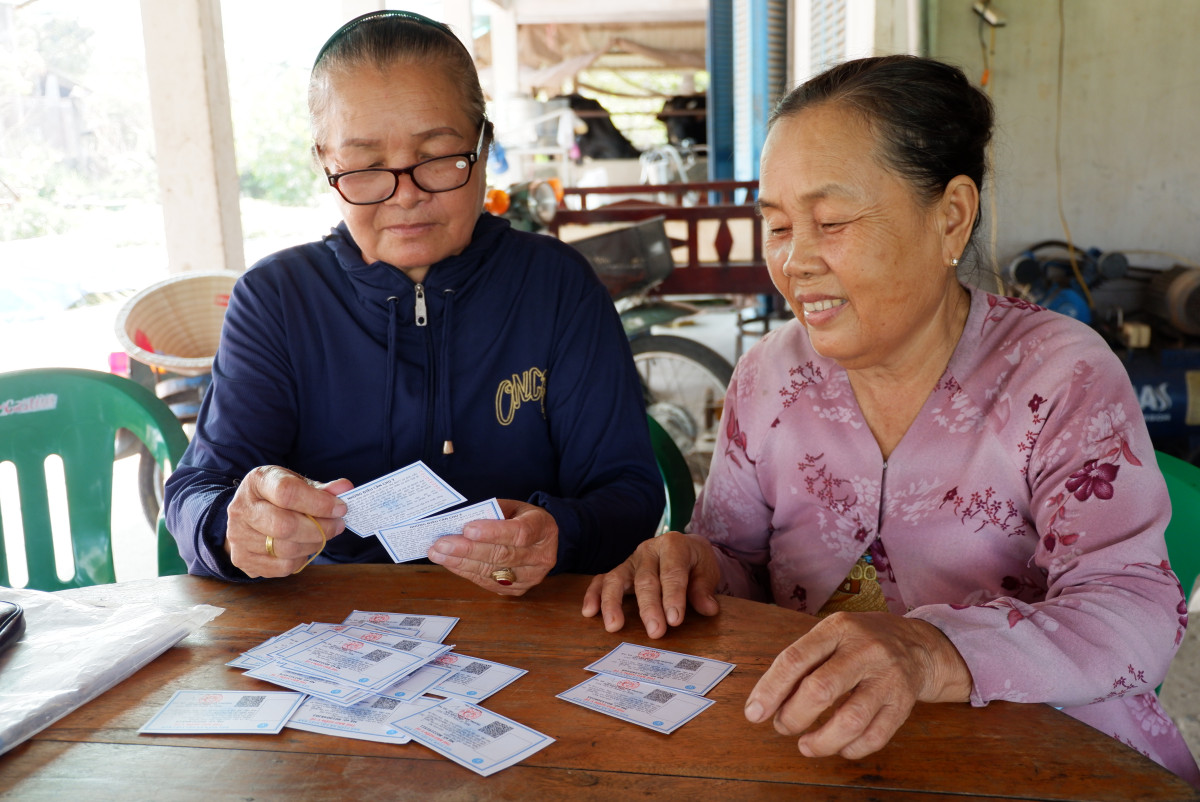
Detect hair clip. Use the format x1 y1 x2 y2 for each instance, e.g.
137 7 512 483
313 9 457 69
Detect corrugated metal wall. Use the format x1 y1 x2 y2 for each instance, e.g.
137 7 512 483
810 0 847 74
721 0 788 182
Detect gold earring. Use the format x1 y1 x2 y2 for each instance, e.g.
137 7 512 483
951 256 961 267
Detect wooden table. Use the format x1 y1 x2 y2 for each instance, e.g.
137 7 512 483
1 565 1195 801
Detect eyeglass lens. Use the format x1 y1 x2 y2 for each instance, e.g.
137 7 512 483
336 154 473 204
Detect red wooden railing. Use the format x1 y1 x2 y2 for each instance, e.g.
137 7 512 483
549 180 775 295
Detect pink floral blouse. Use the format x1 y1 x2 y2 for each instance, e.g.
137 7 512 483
692 287 1200 783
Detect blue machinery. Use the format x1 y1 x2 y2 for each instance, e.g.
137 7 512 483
1007 242 1200 461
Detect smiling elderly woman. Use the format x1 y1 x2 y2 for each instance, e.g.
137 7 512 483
164 11 663 593
583 55 1200 785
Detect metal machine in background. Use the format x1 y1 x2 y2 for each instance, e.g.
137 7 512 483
1005 241 1200 462
485 179 563 232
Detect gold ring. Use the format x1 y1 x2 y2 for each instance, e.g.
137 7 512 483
265 535 277 559
490 568 515 586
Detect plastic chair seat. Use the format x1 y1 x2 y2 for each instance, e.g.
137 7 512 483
0 368 190 590
648 413 695 533
1157 450 1200 603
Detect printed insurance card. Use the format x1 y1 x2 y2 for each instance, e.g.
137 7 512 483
585 643 734 696
557 673 714 734
286 695 442 745
338 460 465 537
139 690 305 735
391 697 554 776
376 498 503 563
341 611 459 643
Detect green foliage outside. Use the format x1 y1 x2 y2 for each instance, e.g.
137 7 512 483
231 63 323 208
0 6 322 243
0 12 159 240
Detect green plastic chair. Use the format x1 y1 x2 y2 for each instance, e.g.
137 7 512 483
647 414 696 533
0 368 190 590
1156 450 1200 602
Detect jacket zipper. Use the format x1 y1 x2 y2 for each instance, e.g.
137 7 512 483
414 283 427 327
414 282 436 459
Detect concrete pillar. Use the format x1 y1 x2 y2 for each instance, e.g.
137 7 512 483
442 0 476 58
139 0 244 275
872 0 921 55
480 0 522 179
484 1 520 103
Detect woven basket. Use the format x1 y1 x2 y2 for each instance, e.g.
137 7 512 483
114 271 240 377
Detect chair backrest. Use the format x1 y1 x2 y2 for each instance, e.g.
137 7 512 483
647 414 696 533
1156 450 1200 601
0 368 190 590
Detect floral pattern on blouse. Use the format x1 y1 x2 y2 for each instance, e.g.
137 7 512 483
690 287 1199 785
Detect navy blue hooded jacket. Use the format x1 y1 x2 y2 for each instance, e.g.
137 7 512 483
164 213 664 580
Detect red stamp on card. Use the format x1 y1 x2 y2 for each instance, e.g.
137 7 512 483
638 650 660 660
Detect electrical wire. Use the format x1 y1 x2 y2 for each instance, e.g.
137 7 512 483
977 3 1002 292
978 10 992 88
1054 0 1094 309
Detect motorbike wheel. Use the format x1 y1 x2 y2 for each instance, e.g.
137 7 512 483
136 372 207 529
136 442 164 530
630 334 734 489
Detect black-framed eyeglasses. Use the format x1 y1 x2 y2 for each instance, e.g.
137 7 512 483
324 121 486 206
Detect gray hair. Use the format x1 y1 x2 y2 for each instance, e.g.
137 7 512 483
770 55 992 236
308 11 490 150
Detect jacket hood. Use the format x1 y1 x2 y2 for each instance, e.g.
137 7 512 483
324 213 512 318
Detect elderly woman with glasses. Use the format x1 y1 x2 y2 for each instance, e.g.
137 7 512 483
164 11 664 593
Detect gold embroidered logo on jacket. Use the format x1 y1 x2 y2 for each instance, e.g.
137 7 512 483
495 367 546 425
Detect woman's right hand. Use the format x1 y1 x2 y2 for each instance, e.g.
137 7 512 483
582 531 722 638
224 465 352 578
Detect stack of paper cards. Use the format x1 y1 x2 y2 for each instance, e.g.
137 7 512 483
144 609 549 775
557 643 735 734
337 461 504 563
223 614 464 706
237 628 442 704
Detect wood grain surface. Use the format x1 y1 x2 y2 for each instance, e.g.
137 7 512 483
1 564 1195 801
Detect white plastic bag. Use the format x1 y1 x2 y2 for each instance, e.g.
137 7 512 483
0 586 222 755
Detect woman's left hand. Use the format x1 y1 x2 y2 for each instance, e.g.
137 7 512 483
427 499 558 595
743 612 973 759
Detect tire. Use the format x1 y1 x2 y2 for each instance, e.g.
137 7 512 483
630 334 734 488
137 442 164 530
134 372 208 529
